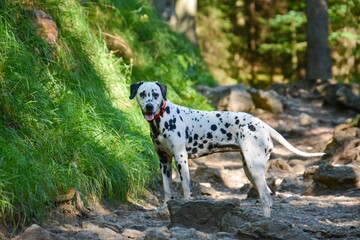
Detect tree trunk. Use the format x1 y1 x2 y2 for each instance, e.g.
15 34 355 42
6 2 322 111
306 0 332 81
153 0 198 44
174 0 197 44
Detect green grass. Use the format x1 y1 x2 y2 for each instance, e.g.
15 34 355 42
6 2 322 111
0 0 214 226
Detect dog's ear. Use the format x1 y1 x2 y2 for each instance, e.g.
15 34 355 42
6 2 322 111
129 82 143 99
156 82 167 100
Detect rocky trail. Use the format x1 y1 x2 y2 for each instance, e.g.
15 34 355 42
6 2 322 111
9 81 360 240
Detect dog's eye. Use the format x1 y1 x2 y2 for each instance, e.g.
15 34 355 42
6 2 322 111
153 93 159 99
139 91 146 98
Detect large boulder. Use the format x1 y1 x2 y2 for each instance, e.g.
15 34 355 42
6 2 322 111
248 88 284 114
167 199 240 232
304 164 360 195
318 82 360 112
313 164 360 189
321 120 360 165
31 9 58 44
204 84 255 113
236 219 312 240
11 224 66 240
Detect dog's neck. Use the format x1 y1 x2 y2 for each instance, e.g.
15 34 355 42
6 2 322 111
147 100 168 139
152 100 167 121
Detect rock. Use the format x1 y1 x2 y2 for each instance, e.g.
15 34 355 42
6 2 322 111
11 224 66 240
122 228 145 239
101 32 133 60
236 219 312 240
81 222 119 239
248 88 283 113
319 83 360 112
169 227 213 240
31 9 58 44
247 178 282 199
144 227 171 240
167 199 240 232
203 84 255 112
298 113 316 126
268 159 292 172
313 164 360 189
194 166 223 183
198 183 219 197
194 166 243 189
73 230 100 240
322 121 360 165
54 188 76 203
218 209 259 233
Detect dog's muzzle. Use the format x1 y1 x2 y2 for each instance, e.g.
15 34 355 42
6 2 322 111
144 103 155 121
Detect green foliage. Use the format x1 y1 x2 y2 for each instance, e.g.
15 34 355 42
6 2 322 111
83 0 215 108
0 0 214 226
197 0 360 86
328 0 360 83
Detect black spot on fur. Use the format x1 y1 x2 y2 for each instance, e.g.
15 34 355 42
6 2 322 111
177 108 180 114
194 134 199 140
226 133 232 140
235 119 240 125
165 106 170 114
216 113 221 117
177 132 181 137
211 124 217 131
220 128 226 134
225 123 230 128
193 141 198 146
168 118 177 130
192 148 198 154
207 132 213 139
166 170 171 178
162 165 167 175
185 127 189 139
177 164 182 171
248 124 256 132
189 136 193 143
199 144 204 149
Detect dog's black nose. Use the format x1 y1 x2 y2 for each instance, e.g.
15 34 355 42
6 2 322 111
145 103 154 112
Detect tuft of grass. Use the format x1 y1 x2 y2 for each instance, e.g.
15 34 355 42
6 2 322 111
0 0 215 227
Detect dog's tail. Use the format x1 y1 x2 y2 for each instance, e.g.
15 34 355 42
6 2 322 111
268 127 325 157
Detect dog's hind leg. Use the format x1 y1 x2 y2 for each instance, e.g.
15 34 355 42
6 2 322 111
239 133 274 217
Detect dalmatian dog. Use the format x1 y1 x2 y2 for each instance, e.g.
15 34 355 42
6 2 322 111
129 81 325 217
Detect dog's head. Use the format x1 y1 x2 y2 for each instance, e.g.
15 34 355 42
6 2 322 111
129 81 167 121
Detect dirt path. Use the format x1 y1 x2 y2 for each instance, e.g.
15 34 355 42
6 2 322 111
11 84 360 240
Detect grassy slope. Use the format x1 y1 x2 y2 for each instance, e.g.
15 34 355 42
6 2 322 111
0 0 214 225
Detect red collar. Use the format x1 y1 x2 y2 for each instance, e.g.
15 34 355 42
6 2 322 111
153 101 167 120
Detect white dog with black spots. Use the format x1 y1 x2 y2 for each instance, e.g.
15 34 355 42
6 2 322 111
129 81 324 217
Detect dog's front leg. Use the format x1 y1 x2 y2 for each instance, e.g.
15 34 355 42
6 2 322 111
173 150 192 199
157 149 173 206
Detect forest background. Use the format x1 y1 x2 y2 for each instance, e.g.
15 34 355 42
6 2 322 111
0 0 359 229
